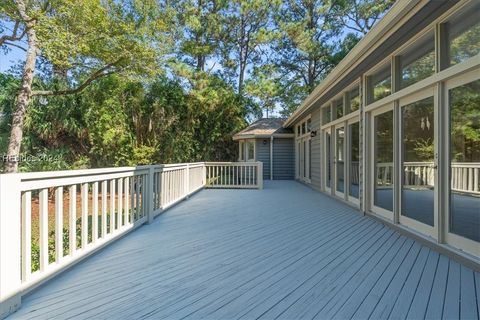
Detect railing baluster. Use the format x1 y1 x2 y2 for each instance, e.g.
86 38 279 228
101 181 107 238
55 187 63 261
117 178 123 228
124 177 130 224
39 188 49 271
81 183 88 248
110 179 116 232
69 185 77 256
92 182 98 242
22 191 32 281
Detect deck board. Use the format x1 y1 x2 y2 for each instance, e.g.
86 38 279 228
10 181 479 320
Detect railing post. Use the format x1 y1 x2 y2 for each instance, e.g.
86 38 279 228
257 162 263 190
0 173 22 318
203 163 207 187
185 164 190 198
146 166 154 224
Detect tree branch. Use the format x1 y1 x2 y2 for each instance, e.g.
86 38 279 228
0 20 27 47
31 62 121 97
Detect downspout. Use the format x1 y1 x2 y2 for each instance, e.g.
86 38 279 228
270 136 274 180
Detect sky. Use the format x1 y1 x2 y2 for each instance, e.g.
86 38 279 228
0 47 25 72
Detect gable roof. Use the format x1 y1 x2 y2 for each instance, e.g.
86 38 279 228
233 118 293 140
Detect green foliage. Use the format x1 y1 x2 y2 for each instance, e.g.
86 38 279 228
413 138 434 161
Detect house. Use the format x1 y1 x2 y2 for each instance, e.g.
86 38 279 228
1 0 479 318
233 118 295 180
279 0 480 262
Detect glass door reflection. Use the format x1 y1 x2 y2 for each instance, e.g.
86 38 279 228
325 128 332 192
373 109 394 214
401 96 435 227
335 126 345 197
348 122 360 200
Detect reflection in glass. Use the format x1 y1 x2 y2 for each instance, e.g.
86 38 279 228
401 97 434 226
247 141 255 160
349 122 360 198
299 141 304 177
323 106 331 125
335 98 344 119
446 1 480 67
449 80 480 242
368 63 391 104
374 110 394 212
349 87 360 112
309 139 312 179
336 127 345 193
303 140 307 178
400 32 435 89
326 131 332 188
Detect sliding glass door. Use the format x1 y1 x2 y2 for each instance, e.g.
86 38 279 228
445 74 480 256
324 128 332 193
371 105 394 219
334 125 345 197
348 121 360 203
399 90 436 236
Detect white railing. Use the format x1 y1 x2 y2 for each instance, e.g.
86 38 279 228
205 162 263 189
451 162 480 194
0 161 262 318
372 162 480 194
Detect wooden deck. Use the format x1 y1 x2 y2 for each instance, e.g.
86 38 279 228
11 181 480 320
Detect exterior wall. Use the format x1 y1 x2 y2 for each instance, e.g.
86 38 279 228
255 138 270 180
272 138 295 180
310 109 322 188
286 0 480 262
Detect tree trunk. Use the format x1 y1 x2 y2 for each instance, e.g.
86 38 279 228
4 18 37 173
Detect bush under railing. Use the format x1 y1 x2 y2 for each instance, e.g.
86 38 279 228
0 161 263 318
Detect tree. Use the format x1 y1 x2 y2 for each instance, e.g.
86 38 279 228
0 0 170 172
175 0 226 72
220 0 279 95
272 0 341 115
333 0 395 35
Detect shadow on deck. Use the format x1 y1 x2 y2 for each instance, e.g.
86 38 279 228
11 181 480 319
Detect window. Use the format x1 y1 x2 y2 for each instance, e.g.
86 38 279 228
399 31 435 89
322 106 331 125
246 140 255 161
239 141 245 161
367 62 391 104
297 125 300 136
401 96 435 226
302 122 306 135
373 110 394 212
307 119 312 132
349 122 360 198
335 98 344 119
443 1 480 68
348 86 360 113
449 79 480 242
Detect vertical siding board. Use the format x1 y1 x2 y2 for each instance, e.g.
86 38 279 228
273 138 295 180
255 139 271 180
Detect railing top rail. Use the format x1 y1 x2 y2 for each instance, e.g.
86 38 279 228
205 161 262 165
11 166 150 181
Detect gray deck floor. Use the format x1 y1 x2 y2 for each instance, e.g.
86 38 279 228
12 181 480 320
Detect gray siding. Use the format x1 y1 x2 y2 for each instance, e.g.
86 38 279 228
310 109 321 188
255 139 271 180
273 138 295 180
